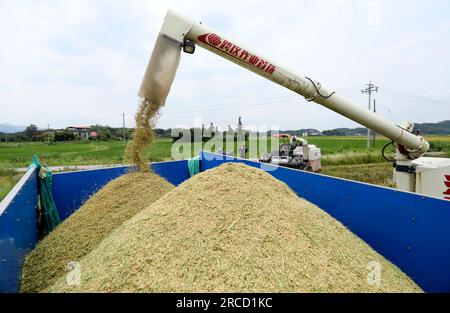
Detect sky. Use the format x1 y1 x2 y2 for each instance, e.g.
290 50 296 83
0 0 449 131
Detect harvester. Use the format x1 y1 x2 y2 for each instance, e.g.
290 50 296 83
259 134 322 172
140 10 450 200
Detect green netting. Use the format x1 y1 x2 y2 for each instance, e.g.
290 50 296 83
187 157 200 177
31 155 60 237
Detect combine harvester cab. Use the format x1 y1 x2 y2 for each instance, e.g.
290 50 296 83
1 152 450 293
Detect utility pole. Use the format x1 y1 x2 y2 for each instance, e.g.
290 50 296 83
373 99 377 147
47 123 50 143
361 82 378 149
122 112 126 141
237 116 243 132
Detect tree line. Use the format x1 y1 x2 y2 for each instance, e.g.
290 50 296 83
1 120 448 143
0 125 134 143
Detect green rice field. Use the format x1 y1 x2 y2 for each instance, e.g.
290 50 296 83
1 136 449 200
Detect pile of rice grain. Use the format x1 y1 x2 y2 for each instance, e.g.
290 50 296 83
20 172 174 293
47 163 421 293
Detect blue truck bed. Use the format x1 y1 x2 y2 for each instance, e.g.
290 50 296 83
1 151 449 293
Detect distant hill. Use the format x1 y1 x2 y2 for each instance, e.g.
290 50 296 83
414 120 450 135
270 129 322 136
322 127 367 136
322 120 450 136
0 123 26 133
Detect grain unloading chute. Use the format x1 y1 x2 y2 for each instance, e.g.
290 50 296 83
140 9 449 200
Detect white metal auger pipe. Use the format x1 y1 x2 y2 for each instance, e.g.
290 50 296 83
155 10 430 159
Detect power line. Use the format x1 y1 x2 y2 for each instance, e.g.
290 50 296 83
382 92 446 108
352 0 374 79
165 97 299 115
168 95 295 112
334 0 369 81
381 87 447 106
167 83 366 115
301 0 358 80
168 96 295 113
